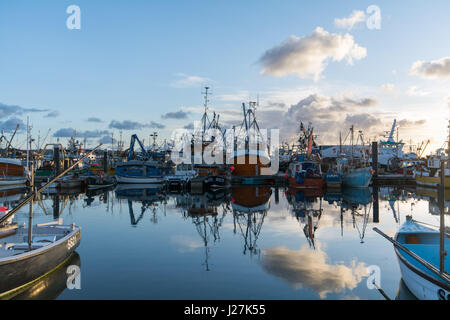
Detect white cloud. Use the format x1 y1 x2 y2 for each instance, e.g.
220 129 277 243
410 57 450 80
259 27 367 81
381 83 396 93
170 73 212 88
261 244 368 298
407 86 431 96
334 10 366 30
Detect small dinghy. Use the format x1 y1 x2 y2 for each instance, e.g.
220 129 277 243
394 219 449 300
0 223 81 297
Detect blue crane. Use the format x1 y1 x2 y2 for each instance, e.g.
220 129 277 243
128 134 150 161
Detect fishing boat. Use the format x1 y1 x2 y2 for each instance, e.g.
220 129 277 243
323 169 342 188
187 87 230 188
335 126 373 188
115 134 175 184
287 156 324 189
0 158 27 186
391 218 449 300
337 158 373 188
415 154 450 188
229 102 270 178
86 174 115 190
165 163 197 183
415 121 450 188
286 122 324 190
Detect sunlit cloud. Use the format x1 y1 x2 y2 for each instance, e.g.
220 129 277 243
261 244 368 298
170 73 212 88
171 235 204 253
406 86 431 96
259 27 367 81
334 10 366 30
381 83 396 93
410 57 450 80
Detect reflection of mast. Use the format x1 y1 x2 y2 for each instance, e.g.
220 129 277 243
233 210 266 258
53 194 60 219
351 204 371 243
128 200 144 226
302 198 323 249
180 192 227 272
191 212 225 271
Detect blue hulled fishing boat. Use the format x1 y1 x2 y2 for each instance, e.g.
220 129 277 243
336 126 373 188
115 134 175 184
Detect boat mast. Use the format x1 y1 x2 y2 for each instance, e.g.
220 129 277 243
201 86 211 144
26 117 29 171
28 137 34 250
351 125 354 164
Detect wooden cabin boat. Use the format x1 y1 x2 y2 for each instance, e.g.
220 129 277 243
393 219 449 300
0 159 27 186
0 223 81 297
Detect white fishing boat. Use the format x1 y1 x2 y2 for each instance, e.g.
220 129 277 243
393 219 449 300
164 163 197 183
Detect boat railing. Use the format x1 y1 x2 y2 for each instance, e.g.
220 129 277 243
373 227 450 283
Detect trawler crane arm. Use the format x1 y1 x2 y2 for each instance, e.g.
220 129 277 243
128 134 149 161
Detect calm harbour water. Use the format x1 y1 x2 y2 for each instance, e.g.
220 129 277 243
6 184 449 300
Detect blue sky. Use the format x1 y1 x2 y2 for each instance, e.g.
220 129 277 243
0 0 449 151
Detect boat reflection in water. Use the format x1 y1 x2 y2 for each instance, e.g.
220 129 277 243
285 188 323 248
115 184 167 225
5 253 81 300
231 187 271 257
175 191 230 271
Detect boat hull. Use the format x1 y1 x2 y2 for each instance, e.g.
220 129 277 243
342 167 372 188
230 151 270 177
0 227 81 296
0 178 27 186
9 252 81 300
115 176 164 184
394 221 450 300
416 175 450 188
395 248 449 300
288 177 325 189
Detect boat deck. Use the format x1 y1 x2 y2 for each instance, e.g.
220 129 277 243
0 226 71 260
